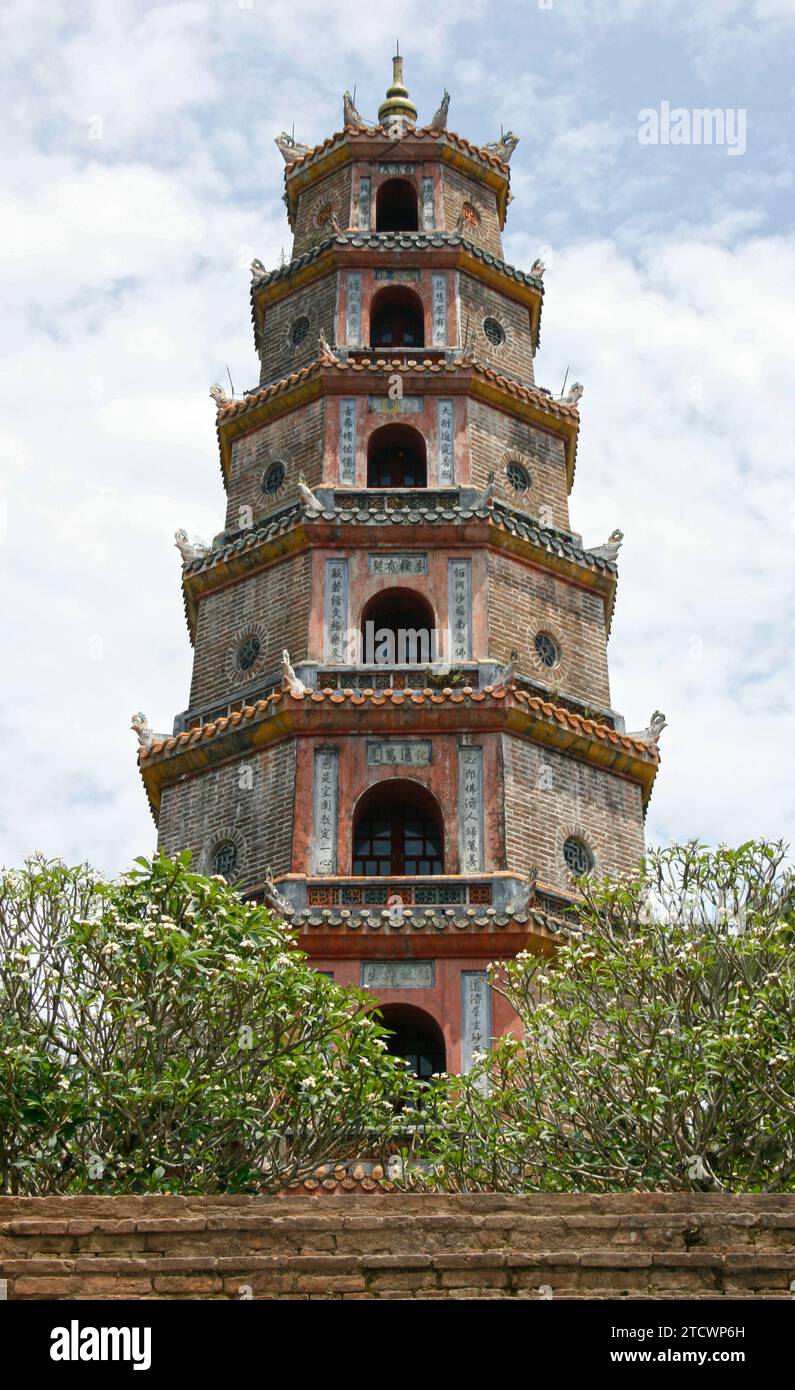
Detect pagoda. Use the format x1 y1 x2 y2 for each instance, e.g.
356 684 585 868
135 55 663 1077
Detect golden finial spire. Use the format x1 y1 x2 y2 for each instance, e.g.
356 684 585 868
377 46 417 127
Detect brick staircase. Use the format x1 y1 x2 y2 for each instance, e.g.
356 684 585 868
1 1193 794 1299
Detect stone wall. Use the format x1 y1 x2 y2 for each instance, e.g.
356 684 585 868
1 1194 793 1300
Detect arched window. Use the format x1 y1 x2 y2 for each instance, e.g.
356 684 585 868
376 178 418 232
380 1005 446 1080
360 588 435 665
352 781 444 876
367 423 427 488
370 286 425 349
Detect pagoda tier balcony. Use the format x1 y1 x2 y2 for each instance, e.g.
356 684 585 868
243 874 580 951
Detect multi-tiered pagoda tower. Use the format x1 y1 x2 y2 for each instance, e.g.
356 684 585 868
136 57 662 1077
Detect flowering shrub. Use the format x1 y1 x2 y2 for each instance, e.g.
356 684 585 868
0 853 415 1193
411 842 795 1192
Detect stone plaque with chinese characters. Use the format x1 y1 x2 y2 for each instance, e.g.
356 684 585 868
324 559 348 661
461 970 492 1073
437 399 454 484
448 559 472 660
346 271 362 345
374 268 421 282
367 395 423 414
422 177 435 231
357 176 371 231
338 399 356 484
312 747 338 874
378 162 416 175
368 553 427 576
367 741 432 767
458 745 484 872
362 961 434 990
431 272 447 346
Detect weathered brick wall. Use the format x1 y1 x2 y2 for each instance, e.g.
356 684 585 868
459 271 535 383
2 1194 792 1300
226 399 326 530
189 552 311 708
156 741 296 886
441 165 503 257
291 164 354 258
487 551 611 709
501 733 645 886
468 399 570 530
258 275 337 386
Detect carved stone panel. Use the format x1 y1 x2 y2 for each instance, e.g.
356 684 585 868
324 559 348 661
448 559 472 660
368 553 427 576
357 177 371 231
422 177 435 230
366 740 432 767
458 745 484 872
461 970 492 1073
432 272 447 346
362 961 434 989
338 399 357 483
312 746 339 874
437 399 454 484
346 271 362 345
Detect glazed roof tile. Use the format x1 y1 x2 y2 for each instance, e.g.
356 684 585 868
250 230 543 294
137 683 658 765
181 497 615 579
292 904 572 937
283 125 511 177
215 353 578 427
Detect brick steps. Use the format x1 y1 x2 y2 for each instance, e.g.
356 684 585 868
2 1195 794 1299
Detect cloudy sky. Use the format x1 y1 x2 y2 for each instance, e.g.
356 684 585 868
1 0 793 873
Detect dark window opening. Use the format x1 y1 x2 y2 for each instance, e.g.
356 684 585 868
370 287 424 349
352 783 444 876
367 424 427 488
376 178 418 232
360 588 435 665
385 1019 446 1079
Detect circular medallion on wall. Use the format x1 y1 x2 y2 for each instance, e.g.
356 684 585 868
262 460 287 496
289 315 310 348
533 630 560 669
462 201 480 227
505 457 532 494
314 201 338 229
555 824 597 888
226 621 268 687
482 316 505 347
204 826 246 884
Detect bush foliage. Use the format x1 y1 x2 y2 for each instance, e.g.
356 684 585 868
0 853 414 1194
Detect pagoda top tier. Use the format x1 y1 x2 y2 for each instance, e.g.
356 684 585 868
274 52 520 232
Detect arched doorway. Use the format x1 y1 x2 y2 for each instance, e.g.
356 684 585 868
376 178 418 232
352 780 444 876
380 1005 446 1079
370 286 425 349
360 587 435 665
367 423 427 488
